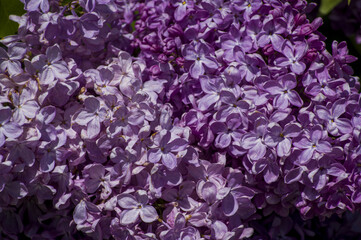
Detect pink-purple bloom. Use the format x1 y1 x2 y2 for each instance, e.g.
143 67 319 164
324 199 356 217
0 0 360 239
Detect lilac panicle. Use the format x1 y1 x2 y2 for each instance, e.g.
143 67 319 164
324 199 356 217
0 0 360 239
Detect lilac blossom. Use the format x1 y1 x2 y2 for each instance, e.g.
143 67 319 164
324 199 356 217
117 191 158 225
274 41 308 75
0 0 359 239
264 122 302 157
172 0 194 22
74 97 108 139
0 109 23 147
183 42 218 79
31 44 70 85
148 130 188 170
0 42 26 76
26 0 50 12
293 125 333 165
210 113 244 149
197 76 225 111
315 99 353 135
257 17 286 48
12 88 40 125
264 73 304 108
219 24 253 62
241 117 269 161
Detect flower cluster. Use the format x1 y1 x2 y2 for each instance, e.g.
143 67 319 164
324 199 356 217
0 0 360 239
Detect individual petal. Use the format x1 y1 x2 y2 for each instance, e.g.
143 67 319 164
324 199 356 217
51 63 70 79
6 61 22 76
26 0 41 11
332 100 346 118
264 163 280 184
87 117 100 139
298 148 314 164
264 81 282 94
202 57 218 69
201 181 217 204
161 153 177 170
274 57 289 67
211 220 228 240
241 134 258 149
190 60 204 79
85 178 101 193
140 206 158 223
311 126 323 143
214 133 232 149
257 33 270 47
222 193 238 216
270 34 285 49
248 141 266 160
40 151 56 172
293 138 312 149
40 67 55 85
316 141 332 153
316 106 331 121
283 123 302 137
40 0 50 12
8 43 27 60
290 61 306 75
118 194 139 209
210 121 227 134
21 101 40 119
277 138 291 157
86 164 105 179
84 97 100 112
119 209 140 225
198 94 219 111
161 188 178 202
284 167 304 184
274 94 288 109
46 44 62 63
128 111 145 126
73 201 87 225
335 119 353 134
287 90 303 107
174 3 187 21
0 132 5 147
75 111 93 126
167 138 188 152
281 41 294 59
148 149 162 163
3 123 23 139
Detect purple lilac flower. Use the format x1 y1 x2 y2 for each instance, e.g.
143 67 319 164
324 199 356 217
12 88 40 125
148 130 188 170
0 109 23 147
293 125 333 164
31 44 70 85
0 42 26 76
264 73 303 108
241 117 269 161
183 41 218 79
117 190 158 225
74 97 108 139
0 0 359 239
274 40 308 75
315 99 353 135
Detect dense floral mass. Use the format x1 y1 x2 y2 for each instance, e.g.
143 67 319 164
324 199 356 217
0 0 360 239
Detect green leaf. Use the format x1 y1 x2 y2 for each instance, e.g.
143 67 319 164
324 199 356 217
0 0 25 38
319 0 342 15
348 0 351 5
